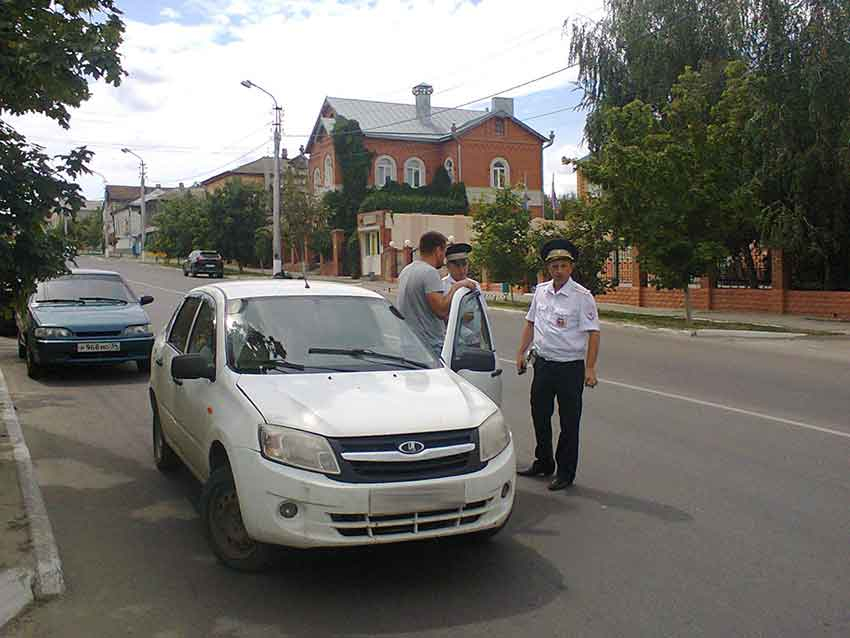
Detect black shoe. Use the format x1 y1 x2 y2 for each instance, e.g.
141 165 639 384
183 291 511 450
518 461 555 477
547 477 574 491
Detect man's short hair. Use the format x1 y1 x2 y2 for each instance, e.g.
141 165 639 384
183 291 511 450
419 231 448 255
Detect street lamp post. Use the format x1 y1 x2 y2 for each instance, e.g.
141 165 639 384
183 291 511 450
241 79 282 276
121 148 147 261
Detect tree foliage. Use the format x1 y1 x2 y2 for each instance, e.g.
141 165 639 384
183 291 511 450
206 180 268 271
359 177 469 214
70 210 105 252
0 1 125 313
281 168 329 276
470 188 531 297
149 193 209 261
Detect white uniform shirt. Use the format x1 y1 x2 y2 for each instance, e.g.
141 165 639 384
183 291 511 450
525 278 600 362
442 274 487 344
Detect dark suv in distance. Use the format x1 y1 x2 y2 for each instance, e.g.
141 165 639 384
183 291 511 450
183 250 224 278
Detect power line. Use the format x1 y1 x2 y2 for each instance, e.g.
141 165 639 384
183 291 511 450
164 138 272 184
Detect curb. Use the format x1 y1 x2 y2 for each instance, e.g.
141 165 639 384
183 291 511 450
0 567 33 627
0 367 64 605
694 329 806 339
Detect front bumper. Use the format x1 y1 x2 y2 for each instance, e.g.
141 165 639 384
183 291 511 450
231 441 516 548
30 336 154 366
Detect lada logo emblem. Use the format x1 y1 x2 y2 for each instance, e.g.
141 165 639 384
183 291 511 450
398 440 425 454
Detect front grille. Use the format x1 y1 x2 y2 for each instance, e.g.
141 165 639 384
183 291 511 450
327 429 484 483
329 499 491 538
74 330 122 337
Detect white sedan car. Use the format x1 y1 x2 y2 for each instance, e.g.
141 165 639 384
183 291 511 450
149 280 514 571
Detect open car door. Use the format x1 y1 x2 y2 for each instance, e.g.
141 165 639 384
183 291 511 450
441 288 503 406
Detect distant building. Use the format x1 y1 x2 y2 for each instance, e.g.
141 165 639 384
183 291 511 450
200 152 311 194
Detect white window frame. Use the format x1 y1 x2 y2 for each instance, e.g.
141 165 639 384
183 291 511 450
404 157 425 188
490 157 510 189
444 157 454 182
375 155 397 188
323 155 333 187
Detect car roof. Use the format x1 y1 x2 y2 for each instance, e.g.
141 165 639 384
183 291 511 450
66 269 122 277
195 279 383 301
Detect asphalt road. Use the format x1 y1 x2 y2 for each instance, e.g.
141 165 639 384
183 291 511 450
2 257 848 637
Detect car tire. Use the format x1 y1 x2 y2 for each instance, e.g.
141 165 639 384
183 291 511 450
25 342 43 380
17 336 25 360
151 398 181 472
201 466 275 572
183 269 188 277
137 358 151 373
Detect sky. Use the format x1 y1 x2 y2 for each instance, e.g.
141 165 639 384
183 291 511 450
9 0 605 200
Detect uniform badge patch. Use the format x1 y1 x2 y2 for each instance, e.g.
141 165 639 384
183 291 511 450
556 315 566 328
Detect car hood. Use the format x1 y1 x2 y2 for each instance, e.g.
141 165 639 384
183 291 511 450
236 369 497 438
31 303 149 332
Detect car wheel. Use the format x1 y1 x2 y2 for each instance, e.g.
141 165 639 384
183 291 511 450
201 466 275 572
137 358 151 373
183 268 188 277
151 398 181 472
25 342 43 380
17 335 25 360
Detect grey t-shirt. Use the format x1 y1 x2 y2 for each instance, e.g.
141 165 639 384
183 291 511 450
398 260 446 355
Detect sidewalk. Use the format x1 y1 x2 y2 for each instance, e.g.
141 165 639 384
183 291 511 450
0 365 64 629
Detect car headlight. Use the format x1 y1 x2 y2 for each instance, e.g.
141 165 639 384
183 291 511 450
479 410 511 462
259 424 340 475
33 327 71 338
123 324 152 335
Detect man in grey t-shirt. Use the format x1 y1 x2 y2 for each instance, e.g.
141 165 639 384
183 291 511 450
397 231 476 356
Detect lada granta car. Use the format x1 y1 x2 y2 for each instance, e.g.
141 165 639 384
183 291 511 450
149 279 513 571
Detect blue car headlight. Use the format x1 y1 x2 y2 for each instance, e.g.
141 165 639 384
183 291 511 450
123 324 152 336
33 327 72 338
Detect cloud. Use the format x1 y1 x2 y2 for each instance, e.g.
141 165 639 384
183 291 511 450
160 7 181 20
11 0 604 198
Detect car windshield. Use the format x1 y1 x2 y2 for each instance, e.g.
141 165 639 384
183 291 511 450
200 252 220 259
226 295 441 374
34 274 136 304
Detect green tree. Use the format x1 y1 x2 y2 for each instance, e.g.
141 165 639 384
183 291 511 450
0 0 125 317
470 188 531 301
281 169 329 277
149 192 209 262
254 227 272 272
70 212 104 252
206 180 267 272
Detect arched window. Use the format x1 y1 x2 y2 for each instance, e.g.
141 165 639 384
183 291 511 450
312 168 321 193
444 158 454 182
375 155 397 187
323 155 333 187
490 158 509 189
404 157 425 188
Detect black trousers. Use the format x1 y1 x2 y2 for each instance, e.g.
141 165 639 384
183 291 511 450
530 357 585 482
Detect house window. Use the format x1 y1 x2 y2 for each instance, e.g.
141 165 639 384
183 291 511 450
490 158 509 188
495 118 505 136
313 168 321 193
404 157 425 188
323 155 333 187
444 158 454 182
375 156 397 187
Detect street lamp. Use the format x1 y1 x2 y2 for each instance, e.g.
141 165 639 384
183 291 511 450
241 79 282 276
121 148 147 261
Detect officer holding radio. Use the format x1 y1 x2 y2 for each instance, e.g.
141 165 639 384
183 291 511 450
515 239 601 491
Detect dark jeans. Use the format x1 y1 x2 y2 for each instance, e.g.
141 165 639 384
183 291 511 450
530 357 585 482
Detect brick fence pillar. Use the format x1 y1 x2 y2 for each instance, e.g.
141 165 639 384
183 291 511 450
699 275 715 310
771 248 790 313
330 229 345 277
403 246 413 266
632 247 644 307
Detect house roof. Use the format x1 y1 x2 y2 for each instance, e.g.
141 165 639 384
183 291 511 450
126 186 202 208
306 95 548 152
105 185 155 202
200 157 274 186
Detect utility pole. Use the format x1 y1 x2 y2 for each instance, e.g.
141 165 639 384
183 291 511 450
242 80 282 276
122 148 147 260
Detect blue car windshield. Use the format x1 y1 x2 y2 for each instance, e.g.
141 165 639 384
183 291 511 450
35 275 136 303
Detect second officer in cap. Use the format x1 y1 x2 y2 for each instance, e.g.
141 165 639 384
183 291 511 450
515 239 601 491
442 242 487 348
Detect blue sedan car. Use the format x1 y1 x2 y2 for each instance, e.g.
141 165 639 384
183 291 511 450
17 269 156 379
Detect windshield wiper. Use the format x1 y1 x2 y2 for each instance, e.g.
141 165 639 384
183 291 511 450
308 347 430 369
35 298 82 304
77 297 128 304
250 359 345 374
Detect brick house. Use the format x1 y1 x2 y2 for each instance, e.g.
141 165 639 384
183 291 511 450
200 153 309 194
305 83 553 217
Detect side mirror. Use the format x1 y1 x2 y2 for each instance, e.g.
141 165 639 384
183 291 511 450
452 347 495 373
140 295 154 306
171 353 215 381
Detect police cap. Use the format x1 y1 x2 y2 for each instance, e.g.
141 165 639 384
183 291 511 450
445 242 472 262
541 238 578 263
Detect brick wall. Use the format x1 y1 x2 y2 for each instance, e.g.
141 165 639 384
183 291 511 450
786 291 850 320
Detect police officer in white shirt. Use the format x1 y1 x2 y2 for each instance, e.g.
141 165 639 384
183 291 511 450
442 243 486 348
515 239 601 491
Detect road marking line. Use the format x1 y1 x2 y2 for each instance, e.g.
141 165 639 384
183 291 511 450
125 280 184 295
496 357 848 440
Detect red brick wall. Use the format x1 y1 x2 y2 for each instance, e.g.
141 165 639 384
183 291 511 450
786 291 850 320
712 289 784 314
363 139 445 187
307 133 339 189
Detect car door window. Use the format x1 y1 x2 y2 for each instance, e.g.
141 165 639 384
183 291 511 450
168 297 200 352
453 293 493 357
187 299 216 367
